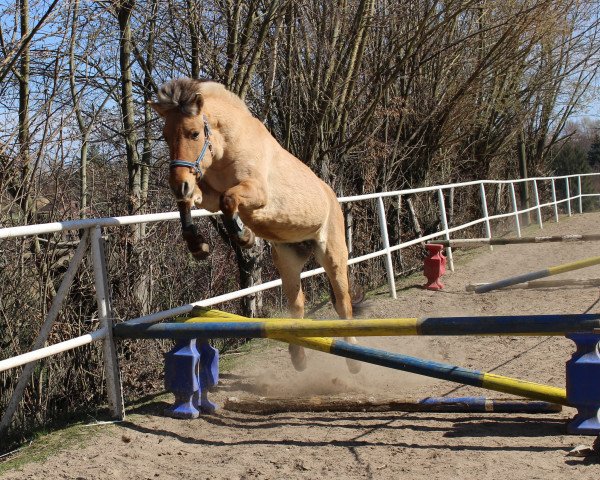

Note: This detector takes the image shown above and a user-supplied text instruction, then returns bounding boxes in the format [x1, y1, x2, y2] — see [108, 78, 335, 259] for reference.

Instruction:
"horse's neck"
[209, 107, 260, 163]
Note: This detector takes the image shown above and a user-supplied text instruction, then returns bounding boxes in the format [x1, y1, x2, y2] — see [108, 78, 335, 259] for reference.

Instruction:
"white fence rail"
[1, 172, 599, 426]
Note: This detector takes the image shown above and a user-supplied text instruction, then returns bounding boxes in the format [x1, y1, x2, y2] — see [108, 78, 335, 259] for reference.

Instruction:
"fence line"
[0, 172, 598, 424]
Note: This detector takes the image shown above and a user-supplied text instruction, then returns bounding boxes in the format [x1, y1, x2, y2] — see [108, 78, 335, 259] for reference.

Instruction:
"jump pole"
[224, 396, 562, 415]
[113, 313, 600, 339]
[466, 278, 600, 292]
[272, 334, 568, 405]
[474, 255, 600, 293]
[431, 234, 600, 247]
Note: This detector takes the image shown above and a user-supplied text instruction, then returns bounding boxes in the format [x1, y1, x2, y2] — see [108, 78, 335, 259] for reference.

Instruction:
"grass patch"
[0, 421, 116, 475]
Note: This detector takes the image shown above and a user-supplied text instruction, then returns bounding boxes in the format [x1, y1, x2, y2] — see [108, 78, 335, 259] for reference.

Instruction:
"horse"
[150, 78, 360, 373]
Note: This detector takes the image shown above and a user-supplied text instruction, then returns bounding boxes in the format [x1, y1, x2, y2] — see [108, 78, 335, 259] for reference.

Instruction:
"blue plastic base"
[568, 410, 600, 435]
[164, 392, 200, 419]
[566, 333, 600, 435]
[163, 339, 220, 418]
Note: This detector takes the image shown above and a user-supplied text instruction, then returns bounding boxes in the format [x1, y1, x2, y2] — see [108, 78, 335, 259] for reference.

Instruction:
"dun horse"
[150, 78, 360, 373]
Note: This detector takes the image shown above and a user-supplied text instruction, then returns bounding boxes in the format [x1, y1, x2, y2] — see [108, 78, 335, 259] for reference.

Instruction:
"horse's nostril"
[180, 180, 192, 198]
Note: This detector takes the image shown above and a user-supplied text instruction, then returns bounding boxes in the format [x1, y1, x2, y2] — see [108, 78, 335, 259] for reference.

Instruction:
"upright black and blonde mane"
[155, 78, 250, 116]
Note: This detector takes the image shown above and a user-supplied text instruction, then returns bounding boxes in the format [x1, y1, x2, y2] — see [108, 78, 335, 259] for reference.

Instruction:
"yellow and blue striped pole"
[113, 313, 600, 339]
[475, 255, 600, 293]
[274, 335, 568, 405]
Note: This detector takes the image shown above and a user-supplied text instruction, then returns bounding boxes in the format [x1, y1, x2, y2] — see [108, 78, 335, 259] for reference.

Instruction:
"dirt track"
[3, 213, 600, 479]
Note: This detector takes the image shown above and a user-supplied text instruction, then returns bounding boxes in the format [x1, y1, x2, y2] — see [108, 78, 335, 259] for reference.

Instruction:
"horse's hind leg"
[271, 242, 312, 371]
[314, 232, 361, 374]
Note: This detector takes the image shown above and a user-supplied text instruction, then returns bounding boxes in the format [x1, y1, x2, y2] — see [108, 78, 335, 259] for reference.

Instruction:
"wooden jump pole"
[430, 234, 600, 247]
[112, 313, 600, 339]
[474, 255, 600, 293]
[224, 396, 562, 414]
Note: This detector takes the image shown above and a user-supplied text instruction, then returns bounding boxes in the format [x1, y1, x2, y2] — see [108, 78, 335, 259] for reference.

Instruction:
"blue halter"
[169, 115, 212, 178]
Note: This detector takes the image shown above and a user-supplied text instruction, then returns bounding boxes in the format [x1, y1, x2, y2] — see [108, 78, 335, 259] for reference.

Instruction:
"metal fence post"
[578, 175, 583, 214]
[344, 203, 353, 257]
[533, 179, 543, 229]
[91, 226, 125, 419]
[437, 188, 455, 271]
[479, 183, 493, 251]
[551, 179, 559, 223]
[376, 197, 397, 299]
[509, 182, 521, 237]
[565, 177, 572, 216]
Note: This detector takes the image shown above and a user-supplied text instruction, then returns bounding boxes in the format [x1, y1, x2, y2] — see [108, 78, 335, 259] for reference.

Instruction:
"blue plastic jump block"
[566, 333, 600, 435]
[164, 339, 201, 419]
[195, 341, 219, 413]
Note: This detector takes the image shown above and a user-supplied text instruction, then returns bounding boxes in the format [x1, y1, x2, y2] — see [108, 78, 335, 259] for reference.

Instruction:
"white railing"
[1, 172, 598, 427]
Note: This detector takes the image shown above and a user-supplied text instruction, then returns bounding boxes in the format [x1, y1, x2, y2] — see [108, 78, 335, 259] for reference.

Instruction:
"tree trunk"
[118, 0, 148, 312]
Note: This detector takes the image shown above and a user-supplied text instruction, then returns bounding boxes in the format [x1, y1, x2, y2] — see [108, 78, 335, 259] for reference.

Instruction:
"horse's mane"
[156, 78, 250, 116]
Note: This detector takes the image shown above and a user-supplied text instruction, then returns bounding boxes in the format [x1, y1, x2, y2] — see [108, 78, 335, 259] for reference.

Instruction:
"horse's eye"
[191, 132, 200, 140]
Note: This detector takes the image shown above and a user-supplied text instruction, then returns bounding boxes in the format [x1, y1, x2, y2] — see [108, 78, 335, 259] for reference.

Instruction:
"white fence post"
[533, 179, 543, 229]
[578, 175, 583, 214]
[344, 203, 353, 257]
[437, 188, 455, 271]
[376, 197, 397, 299]
[509, 182, 521, 237]
[565, 177, 572, 216]
[551, 179, 559, 223]
[91, 226, 125, 419]
[479, 183, 493, 251]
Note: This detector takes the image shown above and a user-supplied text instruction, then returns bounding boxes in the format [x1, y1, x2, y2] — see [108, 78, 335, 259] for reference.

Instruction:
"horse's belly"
[242, 208, 323, 242]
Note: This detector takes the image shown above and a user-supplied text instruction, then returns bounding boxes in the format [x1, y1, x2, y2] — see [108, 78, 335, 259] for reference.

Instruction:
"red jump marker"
[423, 243, 446, 290]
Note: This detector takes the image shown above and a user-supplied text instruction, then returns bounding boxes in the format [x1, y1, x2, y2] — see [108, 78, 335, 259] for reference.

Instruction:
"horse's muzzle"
[173, 179, 195, 200]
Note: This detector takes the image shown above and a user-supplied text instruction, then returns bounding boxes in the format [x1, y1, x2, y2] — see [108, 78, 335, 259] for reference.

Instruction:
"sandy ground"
[3, 213, 600, 479]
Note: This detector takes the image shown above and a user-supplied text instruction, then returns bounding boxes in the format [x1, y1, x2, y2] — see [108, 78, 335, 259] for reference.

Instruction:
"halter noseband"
[169, 115, 212, 178]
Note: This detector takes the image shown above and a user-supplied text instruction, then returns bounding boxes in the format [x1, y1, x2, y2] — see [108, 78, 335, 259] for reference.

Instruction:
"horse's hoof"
[237, 228, 255, 249]
[346, 358, 362, 374]
[191, 243, 210, 260]
[289, 345, 307, 371]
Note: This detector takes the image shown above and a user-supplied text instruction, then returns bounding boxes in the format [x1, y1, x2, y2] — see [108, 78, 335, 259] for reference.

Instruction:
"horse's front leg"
[219, 179, 267, 248]
[177, 200, 210, 261]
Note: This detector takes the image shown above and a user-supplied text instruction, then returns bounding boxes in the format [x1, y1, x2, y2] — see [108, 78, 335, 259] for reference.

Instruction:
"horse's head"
[150, 78, 212, 260]
[149, 78, 212, 206]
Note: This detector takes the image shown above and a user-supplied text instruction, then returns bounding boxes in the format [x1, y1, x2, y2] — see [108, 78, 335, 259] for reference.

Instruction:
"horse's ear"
[194, 93, 204, 115]
[148, 101, 169, 118]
